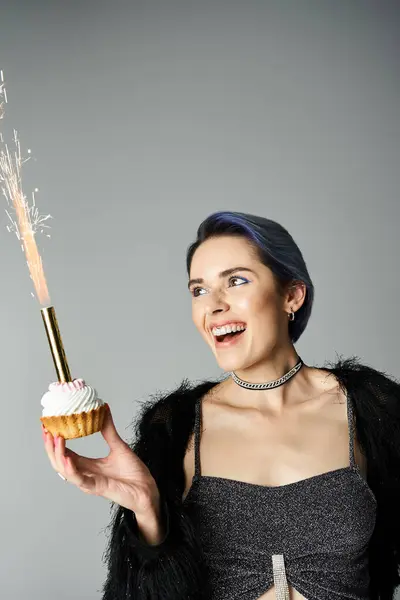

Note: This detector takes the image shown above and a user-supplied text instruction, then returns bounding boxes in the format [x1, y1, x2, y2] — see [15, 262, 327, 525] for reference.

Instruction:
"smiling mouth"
[213, 329, 246, 346]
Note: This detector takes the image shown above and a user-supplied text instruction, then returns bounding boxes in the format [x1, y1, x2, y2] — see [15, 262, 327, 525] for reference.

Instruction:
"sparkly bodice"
[183, 394, 377, 600]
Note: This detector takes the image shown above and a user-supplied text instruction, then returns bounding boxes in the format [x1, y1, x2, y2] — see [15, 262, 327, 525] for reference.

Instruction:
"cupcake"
[40, 378, 107, 439]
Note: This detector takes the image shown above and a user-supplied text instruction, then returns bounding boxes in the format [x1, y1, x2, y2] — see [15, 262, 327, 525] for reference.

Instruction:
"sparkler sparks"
[1, 71, 72, 384]
[0, 71, 52, 306]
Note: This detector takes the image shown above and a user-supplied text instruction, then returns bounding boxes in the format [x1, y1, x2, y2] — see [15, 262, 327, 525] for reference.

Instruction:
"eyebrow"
[187, 266, 255, 289]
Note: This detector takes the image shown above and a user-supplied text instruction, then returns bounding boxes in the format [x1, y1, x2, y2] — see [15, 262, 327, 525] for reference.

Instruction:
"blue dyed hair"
[186, 211, 314, 343]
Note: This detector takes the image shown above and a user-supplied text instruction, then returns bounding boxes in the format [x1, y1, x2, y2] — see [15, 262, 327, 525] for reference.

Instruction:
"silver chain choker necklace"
[231, 358, 304, 390]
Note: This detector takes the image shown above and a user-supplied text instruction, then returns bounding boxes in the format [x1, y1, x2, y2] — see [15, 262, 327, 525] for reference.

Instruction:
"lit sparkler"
[0, 129, 51, 304]
[0, 71, 71, 382]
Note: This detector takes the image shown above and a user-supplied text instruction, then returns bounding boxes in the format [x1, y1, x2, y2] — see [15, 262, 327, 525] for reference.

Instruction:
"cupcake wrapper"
[40, 404, 108, 439]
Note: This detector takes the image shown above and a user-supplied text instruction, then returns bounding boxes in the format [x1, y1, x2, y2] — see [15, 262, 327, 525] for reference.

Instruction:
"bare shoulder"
[202, 377, 232, 405]
[308, 366, 370, 474]
[307, 366, 346, 403]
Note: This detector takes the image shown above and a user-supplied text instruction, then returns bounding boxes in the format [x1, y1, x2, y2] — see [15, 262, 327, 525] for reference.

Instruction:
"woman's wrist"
[134, 503, 166, 545]
[133, 483, 167, 545]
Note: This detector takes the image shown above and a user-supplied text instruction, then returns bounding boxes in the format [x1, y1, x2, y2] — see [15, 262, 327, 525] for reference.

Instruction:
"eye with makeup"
[190, 275, 250, 298]
[229, 275, 250, 287]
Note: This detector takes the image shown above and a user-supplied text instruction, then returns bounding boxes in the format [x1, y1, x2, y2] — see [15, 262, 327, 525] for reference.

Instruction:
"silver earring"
[288, 309, 295, 321]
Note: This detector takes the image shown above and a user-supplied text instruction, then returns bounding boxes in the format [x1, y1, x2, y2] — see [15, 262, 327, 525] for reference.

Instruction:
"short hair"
[186, 211, 314, 343]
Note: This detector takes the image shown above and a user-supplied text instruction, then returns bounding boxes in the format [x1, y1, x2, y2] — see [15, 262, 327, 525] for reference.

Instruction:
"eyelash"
[191, 275, 250, 298]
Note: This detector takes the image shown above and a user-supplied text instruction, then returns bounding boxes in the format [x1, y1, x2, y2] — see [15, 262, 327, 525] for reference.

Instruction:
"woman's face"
[188, 235, 300, 373]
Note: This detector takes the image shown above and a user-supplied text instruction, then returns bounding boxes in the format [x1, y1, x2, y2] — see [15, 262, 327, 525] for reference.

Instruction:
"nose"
[205, 290, 230, 315]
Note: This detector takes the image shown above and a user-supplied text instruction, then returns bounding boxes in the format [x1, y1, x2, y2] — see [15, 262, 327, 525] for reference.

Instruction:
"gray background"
[1, 1, 399, 598]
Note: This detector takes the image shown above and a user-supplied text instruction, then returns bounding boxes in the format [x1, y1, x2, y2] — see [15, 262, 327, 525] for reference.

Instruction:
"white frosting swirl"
[41, 378, 104, 417]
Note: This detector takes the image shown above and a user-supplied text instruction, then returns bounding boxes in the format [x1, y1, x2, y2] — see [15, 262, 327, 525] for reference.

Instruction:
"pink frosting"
[49, 378, 86, 393]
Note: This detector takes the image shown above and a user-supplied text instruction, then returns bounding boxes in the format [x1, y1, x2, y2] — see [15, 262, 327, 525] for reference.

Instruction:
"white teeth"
[211, 324, 246, 336]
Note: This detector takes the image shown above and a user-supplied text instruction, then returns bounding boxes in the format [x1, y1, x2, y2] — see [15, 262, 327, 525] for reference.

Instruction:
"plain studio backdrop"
[0, 1, 399, 598]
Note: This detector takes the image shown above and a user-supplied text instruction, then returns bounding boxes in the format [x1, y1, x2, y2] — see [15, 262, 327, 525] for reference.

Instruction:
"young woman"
[43, 212, 400, 600]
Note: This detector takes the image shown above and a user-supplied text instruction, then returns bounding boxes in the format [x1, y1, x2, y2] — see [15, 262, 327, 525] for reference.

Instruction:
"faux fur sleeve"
[330, 357, 400, 600]
[360, 366, 400, 599]
[101, 383, 208, 600]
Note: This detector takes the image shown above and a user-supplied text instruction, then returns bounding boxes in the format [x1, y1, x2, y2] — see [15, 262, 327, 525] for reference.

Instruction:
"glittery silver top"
[183, 393, 377, 600]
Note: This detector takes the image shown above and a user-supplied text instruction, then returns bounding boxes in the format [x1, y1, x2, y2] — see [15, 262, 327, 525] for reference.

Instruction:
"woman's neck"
[228, 347, 315, 411]
[233, 344, 300, 385]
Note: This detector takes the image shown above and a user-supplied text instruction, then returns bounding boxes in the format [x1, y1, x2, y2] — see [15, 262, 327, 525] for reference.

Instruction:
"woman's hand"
[42, 406, 161, 525]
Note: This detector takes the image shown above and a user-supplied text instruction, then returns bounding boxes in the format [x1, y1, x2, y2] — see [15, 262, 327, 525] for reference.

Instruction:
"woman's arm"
[101, 385, 207, 600]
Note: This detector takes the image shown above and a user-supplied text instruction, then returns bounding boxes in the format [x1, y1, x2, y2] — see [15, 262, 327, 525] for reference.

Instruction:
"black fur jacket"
[102, 358, 400, 600]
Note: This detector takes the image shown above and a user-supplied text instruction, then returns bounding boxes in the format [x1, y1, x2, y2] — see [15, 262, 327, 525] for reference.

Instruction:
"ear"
[284, 281, 307, 314]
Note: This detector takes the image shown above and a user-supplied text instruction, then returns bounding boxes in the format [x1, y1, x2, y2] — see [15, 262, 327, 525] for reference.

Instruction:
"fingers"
[42, 425, 58, 472]
[60, 453, 97, 494]
[64, 448, 105, 476]
[42, 428, 72, 482]
[52, 434, 97, 493]
[53, 434, 68, 477]
[101, 406, 124, 450]
[41, 425, 98, 493]
[48, 432, 70, 482]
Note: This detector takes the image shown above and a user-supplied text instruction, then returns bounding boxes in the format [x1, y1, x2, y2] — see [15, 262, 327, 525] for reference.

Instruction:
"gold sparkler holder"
[41, 306, 72, 383]
[40, 306, 108, 439]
